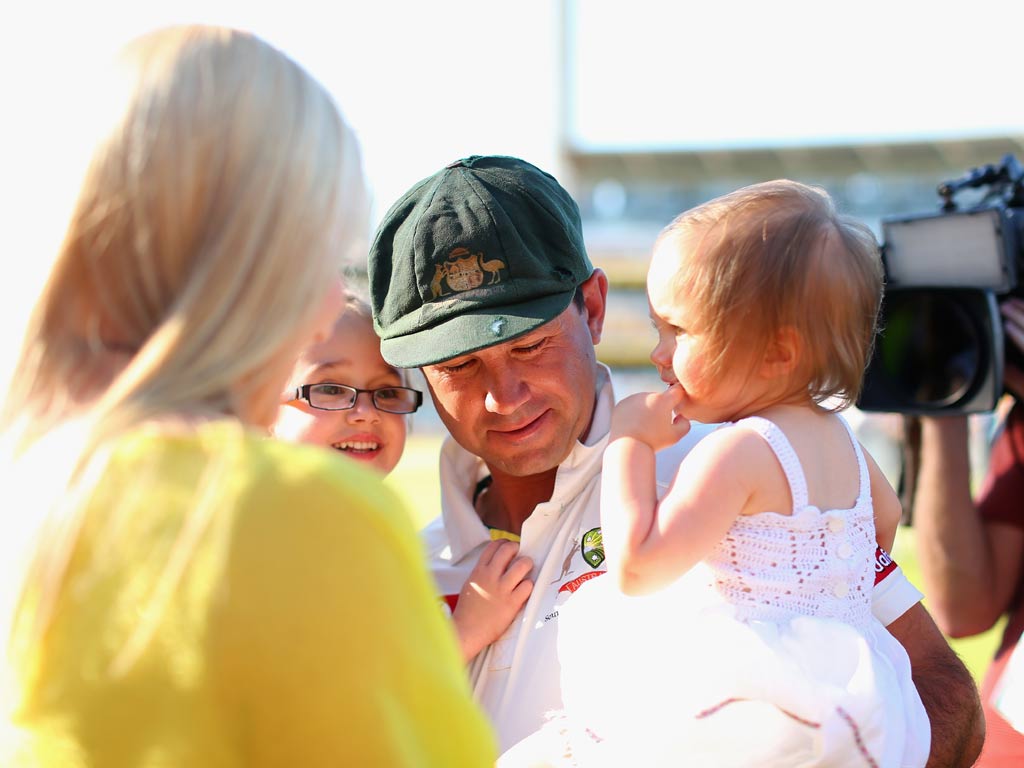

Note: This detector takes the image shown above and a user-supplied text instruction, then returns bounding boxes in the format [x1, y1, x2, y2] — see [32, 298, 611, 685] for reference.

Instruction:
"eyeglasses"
[292, 383, 423, 414]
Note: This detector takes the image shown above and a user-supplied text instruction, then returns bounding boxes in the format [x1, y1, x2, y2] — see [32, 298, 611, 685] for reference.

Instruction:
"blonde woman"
[0, 26, 495, 766]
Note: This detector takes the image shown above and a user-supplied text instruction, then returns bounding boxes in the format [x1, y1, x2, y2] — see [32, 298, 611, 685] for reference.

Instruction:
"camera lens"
[874, 292, 984, 407]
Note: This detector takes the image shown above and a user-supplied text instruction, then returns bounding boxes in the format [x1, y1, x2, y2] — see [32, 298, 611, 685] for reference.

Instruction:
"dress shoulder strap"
[732, 416, 808, 514]
[836, 413, 871, 505]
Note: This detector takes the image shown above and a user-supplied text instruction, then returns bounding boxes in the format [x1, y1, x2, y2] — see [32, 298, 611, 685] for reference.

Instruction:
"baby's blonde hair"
[658, 180, 882, 409]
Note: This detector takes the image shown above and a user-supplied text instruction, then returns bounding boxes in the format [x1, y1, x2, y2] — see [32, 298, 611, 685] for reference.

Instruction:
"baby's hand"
[452, 540, 534, 662]
[609, 385, 690, 450]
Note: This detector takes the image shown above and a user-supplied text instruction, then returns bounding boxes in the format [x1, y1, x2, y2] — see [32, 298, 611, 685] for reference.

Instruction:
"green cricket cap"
[368, 155, 593, 367]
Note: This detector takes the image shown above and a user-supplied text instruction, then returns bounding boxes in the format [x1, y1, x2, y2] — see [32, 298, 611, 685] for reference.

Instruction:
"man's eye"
[515, 340, 544, 354]
[441, 360, 473, 373]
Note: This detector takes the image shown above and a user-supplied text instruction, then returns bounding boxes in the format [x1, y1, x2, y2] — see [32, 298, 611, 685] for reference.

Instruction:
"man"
[913, 297, 1024, 767]
[368, 154, 984, 764]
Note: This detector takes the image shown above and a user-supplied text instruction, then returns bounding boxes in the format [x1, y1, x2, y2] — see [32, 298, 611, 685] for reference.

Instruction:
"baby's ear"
[760, 326, 801, 378]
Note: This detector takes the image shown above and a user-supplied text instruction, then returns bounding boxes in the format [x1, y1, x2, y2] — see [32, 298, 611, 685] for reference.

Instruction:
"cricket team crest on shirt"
[553, 528, 608, 599]
[581, 527, 605, 569]
[430, 247, 507, 298]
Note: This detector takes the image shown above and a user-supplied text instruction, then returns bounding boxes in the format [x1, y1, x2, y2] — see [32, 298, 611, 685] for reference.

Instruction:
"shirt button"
[833, 581, 849, 598]
[828, 516, 845, 533]
[837, 542, 853, 559]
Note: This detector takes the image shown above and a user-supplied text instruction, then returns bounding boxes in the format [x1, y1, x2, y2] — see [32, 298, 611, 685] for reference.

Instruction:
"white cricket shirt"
[423, 364, 923, 753]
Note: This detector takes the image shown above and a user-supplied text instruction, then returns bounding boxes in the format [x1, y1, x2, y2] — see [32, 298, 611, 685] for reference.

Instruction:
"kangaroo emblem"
[430, 263, 449, 298]
[551, 540, 579, 584]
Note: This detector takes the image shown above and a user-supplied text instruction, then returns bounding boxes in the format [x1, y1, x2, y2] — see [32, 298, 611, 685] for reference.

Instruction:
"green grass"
[384, 433, 446, 529]
[389, 433, 1002, 684]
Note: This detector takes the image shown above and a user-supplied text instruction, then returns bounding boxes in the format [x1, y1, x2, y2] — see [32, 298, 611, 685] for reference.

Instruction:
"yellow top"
[6, 421, 495, 767]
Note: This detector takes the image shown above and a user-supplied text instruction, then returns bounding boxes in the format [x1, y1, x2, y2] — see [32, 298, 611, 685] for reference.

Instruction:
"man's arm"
[887, 603, 985, 767]
[914, 416, 1024, 636]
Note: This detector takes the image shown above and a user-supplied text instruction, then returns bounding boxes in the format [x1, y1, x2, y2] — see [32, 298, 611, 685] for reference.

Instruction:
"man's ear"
[760, 325, 801, 378]
[579, 269, 609, 345]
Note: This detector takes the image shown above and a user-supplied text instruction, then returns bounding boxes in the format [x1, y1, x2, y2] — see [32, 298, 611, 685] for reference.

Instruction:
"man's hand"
[1001, 298, 1024, 398]
[609, 386, 690, 450]
[452, 540, 534, 662]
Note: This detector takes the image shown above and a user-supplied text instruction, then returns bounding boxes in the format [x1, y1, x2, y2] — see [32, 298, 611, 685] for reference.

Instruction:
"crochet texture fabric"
[549, 414, 931, 768]
[705, 416, 876, 629]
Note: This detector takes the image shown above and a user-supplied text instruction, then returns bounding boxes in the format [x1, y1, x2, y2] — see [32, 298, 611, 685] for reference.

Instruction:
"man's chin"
[482, 444, 571, 479]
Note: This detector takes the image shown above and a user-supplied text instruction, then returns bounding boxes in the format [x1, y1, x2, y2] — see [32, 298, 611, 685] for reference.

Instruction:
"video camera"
[859, 154, 1024, 415]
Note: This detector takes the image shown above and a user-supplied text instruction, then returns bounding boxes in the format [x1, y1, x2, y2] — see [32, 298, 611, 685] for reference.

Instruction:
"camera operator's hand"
[1001, 298, 1024, 399]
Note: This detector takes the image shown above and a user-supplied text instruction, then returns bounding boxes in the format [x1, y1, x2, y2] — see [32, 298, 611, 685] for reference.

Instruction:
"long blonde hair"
[4, 26, 367, 444]
[1, 26, 367, 692]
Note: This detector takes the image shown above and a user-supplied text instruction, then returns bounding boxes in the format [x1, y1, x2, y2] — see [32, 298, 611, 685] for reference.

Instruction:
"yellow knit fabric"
[6, 421, 495, 767]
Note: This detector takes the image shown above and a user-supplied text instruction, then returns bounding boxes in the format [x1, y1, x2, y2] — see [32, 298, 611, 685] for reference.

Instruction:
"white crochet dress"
[552, 416, 931, 768]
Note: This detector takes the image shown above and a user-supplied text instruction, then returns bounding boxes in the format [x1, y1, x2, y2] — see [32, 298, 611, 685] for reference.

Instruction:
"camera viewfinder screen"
[883, 209, 1009, 292]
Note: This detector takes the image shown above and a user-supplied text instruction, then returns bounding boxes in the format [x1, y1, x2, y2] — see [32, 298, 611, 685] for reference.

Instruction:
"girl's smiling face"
[647, 235, 767, 424]
[274, 309, 411, 475]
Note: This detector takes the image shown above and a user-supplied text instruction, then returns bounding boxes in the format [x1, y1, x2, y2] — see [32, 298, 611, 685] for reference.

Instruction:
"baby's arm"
[602, 388, 756, 595]
[864, 443, 902, 553]
[600, 388, 689, 580]
[451, 540, 533, 662]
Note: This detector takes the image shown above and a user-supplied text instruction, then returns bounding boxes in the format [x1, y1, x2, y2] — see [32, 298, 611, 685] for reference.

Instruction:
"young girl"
[556, 180, 931, 767]
[274, 293, 535, 663]
[274, 292, 421, 476]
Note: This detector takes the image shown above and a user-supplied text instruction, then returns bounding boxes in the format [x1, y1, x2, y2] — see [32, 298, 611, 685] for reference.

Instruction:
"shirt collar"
[439, 363, 616, 562]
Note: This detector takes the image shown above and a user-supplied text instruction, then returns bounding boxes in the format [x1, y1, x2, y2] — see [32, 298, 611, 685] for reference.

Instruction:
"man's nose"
[483, 372, 529, 415]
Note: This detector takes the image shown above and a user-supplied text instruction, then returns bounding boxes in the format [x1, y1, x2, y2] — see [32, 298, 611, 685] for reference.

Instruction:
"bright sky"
[568, 1, 1024, 150]
[1, 0, 1022, 392]
[0, 1, 561, 392]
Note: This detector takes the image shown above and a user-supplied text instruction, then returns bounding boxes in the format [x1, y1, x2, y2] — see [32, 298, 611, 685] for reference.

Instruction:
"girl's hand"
[609, 385, 690, 450]
[452, 540, 534, 662]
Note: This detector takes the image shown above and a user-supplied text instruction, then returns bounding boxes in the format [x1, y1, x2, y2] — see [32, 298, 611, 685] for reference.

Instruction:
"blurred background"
[2, 0, 1022, 677]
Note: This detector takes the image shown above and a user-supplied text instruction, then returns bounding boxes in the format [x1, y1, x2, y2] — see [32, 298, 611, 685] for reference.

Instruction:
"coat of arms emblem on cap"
[430, 247, 507, 299]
